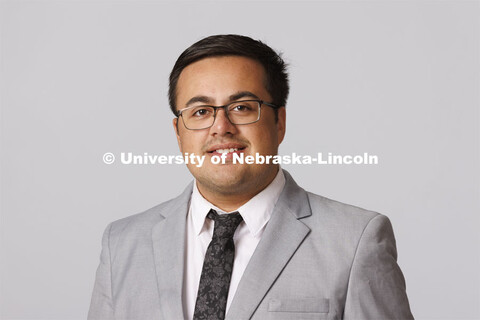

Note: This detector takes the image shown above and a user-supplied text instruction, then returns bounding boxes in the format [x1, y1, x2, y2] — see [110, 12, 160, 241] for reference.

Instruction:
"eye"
[191, 107, 213, 117]
[233, 105, 247, 111]
[231, 103, 253, 112]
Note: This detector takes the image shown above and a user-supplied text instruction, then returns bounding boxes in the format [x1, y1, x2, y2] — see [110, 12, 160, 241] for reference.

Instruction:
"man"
[89, 34, 414, 319]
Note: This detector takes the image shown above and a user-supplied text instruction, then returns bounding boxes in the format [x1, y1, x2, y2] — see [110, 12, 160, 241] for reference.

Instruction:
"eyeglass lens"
[182, 100, 260, 130]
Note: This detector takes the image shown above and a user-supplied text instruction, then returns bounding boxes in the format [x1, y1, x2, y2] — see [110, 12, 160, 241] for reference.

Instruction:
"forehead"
[176, 56, 269, 106]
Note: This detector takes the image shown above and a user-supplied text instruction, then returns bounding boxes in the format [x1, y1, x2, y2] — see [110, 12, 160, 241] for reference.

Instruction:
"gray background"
[1, 0, 479, 319]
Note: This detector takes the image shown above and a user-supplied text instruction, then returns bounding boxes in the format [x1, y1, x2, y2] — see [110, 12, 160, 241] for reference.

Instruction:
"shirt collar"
[190, 168, 286, 238]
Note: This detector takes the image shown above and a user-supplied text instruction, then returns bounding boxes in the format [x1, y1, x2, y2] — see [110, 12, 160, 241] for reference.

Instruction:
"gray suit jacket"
[89, 170, 413, 320]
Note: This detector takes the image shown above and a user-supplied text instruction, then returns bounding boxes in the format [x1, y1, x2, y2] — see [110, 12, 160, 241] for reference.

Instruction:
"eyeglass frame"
[175, 99, 281, 130]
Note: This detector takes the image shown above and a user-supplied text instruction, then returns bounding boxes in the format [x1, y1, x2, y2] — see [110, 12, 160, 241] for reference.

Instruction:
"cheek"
[178, 132, 206, 153]
[248, 127, 279, 152]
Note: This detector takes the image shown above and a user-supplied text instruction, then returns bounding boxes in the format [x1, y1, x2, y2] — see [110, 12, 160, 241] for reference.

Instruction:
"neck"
[196, 167, 279, 212]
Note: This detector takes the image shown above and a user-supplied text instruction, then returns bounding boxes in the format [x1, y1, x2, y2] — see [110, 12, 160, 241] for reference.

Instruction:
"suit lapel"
[151, 182, 193, 320]
[226, 170, 312, 320]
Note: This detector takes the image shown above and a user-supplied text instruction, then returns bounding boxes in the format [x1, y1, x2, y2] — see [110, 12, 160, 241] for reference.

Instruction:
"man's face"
[173, 55, 286, 199]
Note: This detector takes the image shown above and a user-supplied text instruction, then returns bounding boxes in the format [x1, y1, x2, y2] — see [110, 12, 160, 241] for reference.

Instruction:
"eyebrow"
[229, 91, 260, 101]
[185, 91, 261, 107]
[185, 95, 213, 106]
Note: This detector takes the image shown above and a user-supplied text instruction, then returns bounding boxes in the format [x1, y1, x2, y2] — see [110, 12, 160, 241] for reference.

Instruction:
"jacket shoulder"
[109, 200, 170, 230]
[305, 191, 383, 229]
[106, 181, 193, 235]
[302, 192, 395, 268]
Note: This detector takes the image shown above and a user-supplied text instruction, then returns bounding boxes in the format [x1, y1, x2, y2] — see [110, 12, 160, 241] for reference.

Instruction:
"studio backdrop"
[1, 1, 479, 319]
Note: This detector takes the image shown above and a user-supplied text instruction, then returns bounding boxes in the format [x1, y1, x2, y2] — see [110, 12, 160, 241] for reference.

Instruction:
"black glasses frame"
[176, 99, 280, 130]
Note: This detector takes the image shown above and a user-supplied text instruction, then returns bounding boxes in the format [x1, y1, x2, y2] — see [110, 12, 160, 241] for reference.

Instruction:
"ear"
[172, 118, 182, 150]
[276, 107, 286, 145]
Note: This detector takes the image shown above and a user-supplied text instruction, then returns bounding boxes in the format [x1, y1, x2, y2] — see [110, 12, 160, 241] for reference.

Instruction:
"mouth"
[207, 144, 247, 159]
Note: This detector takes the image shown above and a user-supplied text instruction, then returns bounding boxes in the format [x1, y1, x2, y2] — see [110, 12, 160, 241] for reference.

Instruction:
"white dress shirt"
[183, 169, 286, 320]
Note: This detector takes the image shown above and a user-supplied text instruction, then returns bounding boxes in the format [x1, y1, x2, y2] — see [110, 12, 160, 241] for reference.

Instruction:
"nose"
[210, 107, 237, 136]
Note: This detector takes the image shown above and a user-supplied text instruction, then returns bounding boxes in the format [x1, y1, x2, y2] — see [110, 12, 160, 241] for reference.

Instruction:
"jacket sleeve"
[88, 223, 115, 320]
[344, 214, 414, 319]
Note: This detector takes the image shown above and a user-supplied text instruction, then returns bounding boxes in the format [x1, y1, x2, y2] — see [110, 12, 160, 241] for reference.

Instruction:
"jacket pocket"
[268, 297, 329, 313]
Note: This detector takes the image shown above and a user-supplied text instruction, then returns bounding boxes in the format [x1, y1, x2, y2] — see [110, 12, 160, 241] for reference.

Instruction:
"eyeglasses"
[176, 99, 280, 130]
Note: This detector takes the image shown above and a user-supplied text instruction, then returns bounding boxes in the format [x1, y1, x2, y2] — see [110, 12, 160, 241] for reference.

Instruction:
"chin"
[212, 170, 248, 186]
[199, 167, 251, 193]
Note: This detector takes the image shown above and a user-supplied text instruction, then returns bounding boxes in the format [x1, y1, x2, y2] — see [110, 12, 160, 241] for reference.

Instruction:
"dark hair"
[168, 34, 289, 116]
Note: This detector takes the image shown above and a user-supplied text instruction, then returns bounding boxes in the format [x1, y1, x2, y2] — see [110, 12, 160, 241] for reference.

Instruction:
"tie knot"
[207, 209, 243, 240]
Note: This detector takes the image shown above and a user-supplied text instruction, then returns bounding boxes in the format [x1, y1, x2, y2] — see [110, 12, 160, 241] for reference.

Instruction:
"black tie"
[193, 209, 244, 320]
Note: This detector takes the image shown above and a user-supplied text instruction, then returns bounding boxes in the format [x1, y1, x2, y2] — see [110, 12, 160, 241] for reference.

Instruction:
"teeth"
[215, 148, 239, 154]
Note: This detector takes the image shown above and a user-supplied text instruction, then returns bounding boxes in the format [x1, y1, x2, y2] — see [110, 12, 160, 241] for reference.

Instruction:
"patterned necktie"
[193, 209, 244, 320]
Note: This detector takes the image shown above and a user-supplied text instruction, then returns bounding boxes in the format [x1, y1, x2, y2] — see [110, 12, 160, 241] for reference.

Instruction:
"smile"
[207, 143, 247, 155]
[207, 145, 247, 160]
[215, 148, 240, 154]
